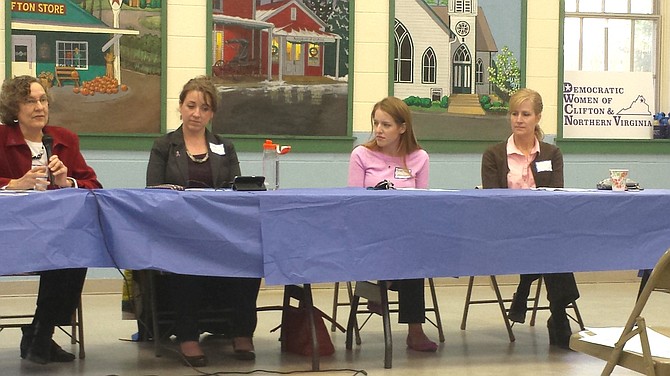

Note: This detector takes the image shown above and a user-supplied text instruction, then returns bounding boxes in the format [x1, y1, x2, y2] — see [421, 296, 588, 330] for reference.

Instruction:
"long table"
[93, 189, 263, 278]
[3, 187, 669, 370]
[2, 187, 669, 281]
[260, 188, 670, 285]
[0, 189, 111, 275]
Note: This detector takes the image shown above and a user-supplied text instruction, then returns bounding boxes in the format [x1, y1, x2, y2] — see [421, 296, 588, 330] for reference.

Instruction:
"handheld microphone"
[42, 134, 54, 184]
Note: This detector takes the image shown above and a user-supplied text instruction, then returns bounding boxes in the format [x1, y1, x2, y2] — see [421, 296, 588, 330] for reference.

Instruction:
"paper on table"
[0, 190, 30, 196]
[533, 187, 599, 192]
[578, 327, 670, 359]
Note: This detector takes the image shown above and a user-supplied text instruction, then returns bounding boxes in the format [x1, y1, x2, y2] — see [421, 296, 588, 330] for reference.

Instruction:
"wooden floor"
[0, 278, 660, 375]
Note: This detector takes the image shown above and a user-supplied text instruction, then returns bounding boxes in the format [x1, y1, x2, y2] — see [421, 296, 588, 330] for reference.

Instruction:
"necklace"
[29, 144, 45, 160]
[186, 149, 209, 163]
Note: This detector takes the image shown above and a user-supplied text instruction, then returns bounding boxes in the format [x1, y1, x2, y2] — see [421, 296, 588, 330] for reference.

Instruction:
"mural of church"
[394, 0, 499, 111]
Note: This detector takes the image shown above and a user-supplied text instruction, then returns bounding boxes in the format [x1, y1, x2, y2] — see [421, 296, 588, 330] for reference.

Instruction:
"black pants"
[392, 278, 425, 324]
[515, 273, 580, 313]
[33, 268, 87, 327]
[168, 274, 261, 342]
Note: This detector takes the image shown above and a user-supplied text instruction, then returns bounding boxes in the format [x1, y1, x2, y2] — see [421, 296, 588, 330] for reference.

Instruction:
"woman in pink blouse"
[347, 96, 436, 352]
[481, 88, 579, 349]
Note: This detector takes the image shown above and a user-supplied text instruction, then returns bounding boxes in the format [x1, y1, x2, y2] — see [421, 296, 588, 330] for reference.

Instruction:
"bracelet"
[59, 177, 75, 188]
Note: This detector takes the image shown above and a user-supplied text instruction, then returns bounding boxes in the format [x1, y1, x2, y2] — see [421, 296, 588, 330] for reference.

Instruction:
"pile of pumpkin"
[72, 76, 128, 96]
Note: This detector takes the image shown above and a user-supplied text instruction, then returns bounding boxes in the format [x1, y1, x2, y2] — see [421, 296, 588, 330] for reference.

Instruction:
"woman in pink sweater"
[347, 96, 435, 352]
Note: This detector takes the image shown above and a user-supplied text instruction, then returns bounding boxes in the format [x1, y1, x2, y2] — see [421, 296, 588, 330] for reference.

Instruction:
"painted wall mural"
[394, 0, 523, 141]
[211, 0, 350, 137]
[9, 0, 162, 134]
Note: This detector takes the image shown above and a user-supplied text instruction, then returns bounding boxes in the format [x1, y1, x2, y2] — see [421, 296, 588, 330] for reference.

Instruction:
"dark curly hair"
[0, 75, 48, 125]
[179, 75, 218, 113]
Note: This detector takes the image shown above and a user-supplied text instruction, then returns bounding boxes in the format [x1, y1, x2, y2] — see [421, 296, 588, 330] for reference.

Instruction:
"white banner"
[563, 71, 653, 139]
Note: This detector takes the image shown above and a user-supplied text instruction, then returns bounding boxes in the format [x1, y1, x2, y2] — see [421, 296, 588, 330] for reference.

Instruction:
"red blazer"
[0, 124, 102, 189]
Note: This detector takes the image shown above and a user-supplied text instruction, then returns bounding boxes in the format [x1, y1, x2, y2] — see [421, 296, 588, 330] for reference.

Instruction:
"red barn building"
[212, 0, 341, 80]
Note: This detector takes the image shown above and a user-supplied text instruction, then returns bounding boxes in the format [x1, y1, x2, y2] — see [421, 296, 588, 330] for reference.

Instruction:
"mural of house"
[211, 0, 341, 81]
[394, 0, 498, 102]
[9, 0, 139, 84]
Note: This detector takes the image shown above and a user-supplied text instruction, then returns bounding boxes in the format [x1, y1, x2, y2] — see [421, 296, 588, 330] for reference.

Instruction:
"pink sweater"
[347, 146, 429, 189]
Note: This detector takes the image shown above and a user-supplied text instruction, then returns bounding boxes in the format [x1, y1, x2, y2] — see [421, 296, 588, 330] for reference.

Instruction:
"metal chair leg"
[460, 276, 476, 330]
[428, 278, 445, 343]
[490, 276, 516, 342]
[330, 282, 340, 332]
[378, 281, 392, 369]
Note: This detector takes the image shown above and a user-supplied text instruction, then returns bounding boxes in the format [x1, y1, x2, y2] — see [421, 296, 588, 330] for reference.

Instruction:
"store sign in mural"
[563, 71, 653, 139]
[11, 1, 67, 15]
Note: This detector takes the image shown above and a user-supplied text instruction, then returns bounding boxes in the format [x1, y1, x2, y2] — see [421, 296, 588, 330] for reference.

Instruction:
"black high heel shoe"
[547, 316, 572, 349]
[508, 293, 528, 324]
[20, 326, 34, 359]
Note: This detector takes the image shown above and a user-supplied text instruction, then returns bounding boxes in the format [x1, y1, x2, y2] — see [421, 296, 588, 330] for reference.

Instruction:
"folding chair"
[330, 281, 355, 332]
[460, 275, 585, 342]
[134, 270, 235, 357]
[570, 248, 670, 376]
[0, 276, 85, 359]
[344, 278, 445, 369]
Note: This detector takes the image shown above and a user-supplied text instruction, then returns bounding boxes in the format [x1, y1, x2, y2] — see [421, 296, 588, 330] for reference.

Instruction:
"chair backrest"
[624, 249, 670, 332]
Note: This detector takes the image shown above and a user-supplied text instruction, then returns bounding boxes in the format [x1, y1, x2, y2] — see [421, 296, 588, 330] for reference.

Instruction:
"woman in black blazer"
[146, 76, 260, 366]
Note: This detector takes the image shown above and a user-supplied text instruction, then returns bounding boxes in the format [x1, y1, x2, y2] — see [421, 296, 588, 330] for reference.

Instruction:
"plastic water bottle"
[262, 139, 278, 190]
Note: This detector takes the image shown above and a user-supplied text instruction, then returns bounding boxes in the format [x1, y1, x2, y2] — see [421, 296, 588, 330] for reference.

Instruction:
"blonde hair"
[508, 88, 544, 141]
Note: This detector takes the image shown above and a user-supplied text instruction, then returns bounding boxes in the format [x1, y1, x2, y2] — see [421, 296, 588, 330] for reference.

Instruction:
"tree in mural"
[303, 0, 333, 20]
[303, 0, 349, 77]
[488, 46, 521, 102]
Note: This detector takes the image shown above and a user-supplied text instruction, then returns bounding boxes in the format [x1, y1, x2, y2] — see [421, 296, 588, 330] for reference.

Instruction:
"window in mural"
[57, 41, 88, 69]
[475, 58, 484, 84]
[394, 20, 413, 83]
[393, 0, 523, 141]
[422, 48, 436, 84]
[9, 0, 163, 134]
[211, 0, 350, 137]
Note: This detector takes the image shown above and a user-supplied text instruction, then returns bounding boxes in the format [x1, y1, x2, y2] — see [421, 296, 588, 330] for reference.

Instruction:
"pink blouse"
[347, 146, 429, 189]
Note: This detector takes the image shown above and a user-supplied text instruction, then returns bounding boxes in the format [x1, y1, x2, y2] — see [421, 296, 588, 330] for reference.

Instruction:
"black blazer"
[146, 126, 241, 188]
[481, 140, 564, 189]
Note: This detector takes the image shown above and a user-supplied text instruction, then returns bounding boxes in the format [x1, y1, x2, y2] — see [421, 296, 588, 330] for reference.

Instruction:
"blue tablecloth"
[92, 189, 263, 278]
[260, 188, 670, 285]
[3, 188, 670, 284]
[0, 189, 111, 275]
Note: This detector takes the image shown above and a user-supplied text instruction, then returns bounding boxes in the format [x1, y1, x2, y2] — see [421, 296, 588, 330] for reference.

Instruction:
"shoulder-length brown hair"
[363, 96, 421, 156]
[0, 75, 46, 125]
[179, 75, 218, 113]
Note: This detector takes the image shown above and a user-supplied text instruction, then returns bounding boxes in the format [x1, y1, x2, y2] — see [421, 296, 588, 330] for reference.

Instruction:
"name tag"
[210, 143, 226, 155]
[536, 160, 552, 172]
[394, 167, 412, 179]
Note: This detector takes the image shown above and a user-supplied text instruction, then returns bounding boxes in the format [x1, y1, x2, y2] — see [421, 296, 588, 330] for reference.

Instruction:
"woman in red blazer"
[0, 75, 102, 364]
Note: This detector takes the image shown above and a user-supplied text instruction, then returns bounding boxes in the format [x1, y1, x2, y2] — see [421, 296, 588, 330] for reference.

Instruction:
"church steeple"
[449, 0, 477, 15]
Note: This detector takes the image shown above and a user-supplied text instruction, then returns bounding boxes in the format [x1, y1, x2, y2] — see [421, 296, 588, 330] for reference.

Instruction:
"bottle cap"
[263, 139, 276, 150]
